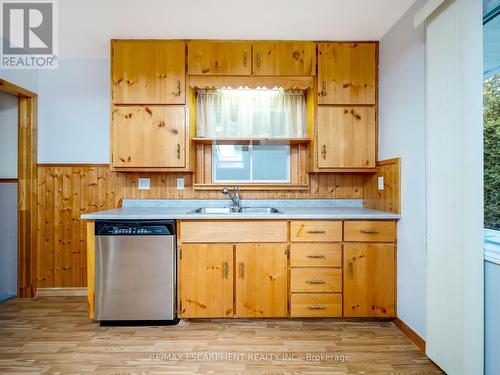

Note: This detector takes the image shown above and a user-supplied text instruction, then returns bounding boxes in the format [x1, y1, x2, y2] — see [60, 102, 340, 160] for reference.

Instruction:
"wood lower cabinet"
[252, 42, 316, 76]
[188, 41, 252, 75]
[180, 243, 233, 318]
[111, 40, 185, 105]
[235, 243, 288, 317]
[343, 243, 396, 317]
[318, 42, 376, 105]
[111, 106, 185, 168]
[317, 106, 376, 169]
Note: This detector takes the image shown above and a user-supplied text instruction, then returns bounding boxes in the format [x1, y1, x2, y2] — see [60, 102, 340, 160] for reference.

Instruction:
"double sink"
[188, 207, 283, 214]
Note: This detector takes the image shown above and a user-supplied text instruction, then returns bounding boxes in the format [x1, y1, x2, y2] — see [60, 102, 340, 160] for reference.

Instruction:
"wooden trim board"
[393, 317, 426, 352]
[36, 287, 88, 297]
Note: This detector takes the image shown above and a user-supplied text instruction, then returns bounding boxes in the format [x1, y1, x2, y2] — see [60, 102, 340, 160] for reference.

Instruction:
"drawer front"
[291, 268, 342, 293]
[344, 221, 396, 242]
[290, 293, 342, 317]
[290, 221, 342, 242]
[180, 221, 288, 243]
[290, 243, 342, 267]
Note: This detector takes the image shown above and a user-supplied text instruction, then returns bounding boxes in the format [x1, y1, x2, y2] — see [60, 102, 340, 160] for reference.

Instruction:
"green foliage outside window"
[484, 73, 500, 229]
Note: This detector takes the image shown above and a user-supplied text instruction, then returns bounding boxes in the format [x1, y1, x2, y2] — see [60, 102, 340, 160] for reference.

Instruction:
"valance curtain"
[195, 89, 307, 138]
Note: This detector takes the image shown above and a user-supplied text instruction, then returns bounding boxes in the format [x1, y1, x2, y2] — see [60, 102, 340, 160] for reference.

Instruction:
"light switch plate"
[378, 176, 384, 191]
[138, 178, 150, 190]
[176, 178, 184, 190]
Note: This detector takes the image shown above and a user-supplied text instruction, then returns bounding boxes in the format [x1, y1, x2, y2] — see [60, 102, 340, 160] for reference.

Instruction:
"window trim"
[484, 228, 500, 265]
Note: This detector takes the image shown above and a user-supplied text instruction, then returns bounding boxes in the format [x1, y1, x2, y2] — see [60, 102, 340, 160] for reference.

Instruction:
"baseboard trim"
[36, 287, 88, 297]
[393, 317, 426, 352]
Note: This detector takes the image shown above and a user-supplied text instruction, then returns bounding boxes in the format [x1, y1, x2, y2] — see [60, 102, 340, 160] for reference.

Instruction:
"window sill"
[193, 183, 309, 191]
[484, 228, 500, 266]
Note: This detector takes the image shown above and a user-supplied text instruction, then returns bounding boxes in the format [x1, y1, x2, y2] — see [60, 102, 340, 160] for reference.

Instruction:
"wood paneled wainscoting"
[36, 165, 371, 288]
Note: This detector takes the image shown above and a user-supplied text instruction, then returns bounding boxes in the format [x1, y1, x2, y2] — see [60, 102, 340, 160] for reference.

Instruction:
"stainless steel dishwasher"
[95, 220, 178, 324]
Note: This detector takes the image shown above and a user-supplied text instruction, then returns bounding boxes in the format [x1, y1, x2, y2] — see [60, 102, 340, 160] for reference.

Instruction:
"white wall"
[379, 0, 426, 338]
[0, 91, 18, 178]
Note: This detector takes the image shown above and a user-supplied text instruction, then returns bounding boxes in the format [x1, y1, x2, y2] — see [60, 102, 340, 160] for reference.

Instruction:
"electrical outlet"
[138, 178, 150, 190]
[378, 176, 384, 191]
[176, 178, 184, 190]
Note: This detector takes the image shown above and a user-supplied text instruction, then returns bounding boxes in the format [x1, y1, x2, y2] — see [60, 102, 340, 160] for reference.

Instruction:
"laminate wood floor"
[0, 297, 443, 375]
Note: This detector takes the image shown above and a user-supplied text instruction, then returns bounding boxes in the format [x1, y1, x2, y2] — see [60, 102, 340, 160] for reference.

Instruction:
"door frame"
[0, 79, 38, 298]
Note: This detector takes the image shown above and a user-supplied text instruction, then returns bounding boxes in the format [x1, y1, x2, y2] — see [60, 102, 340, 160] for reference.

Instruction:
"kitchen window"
[196, 88, 306, 184]
[212, 143, 290, 183]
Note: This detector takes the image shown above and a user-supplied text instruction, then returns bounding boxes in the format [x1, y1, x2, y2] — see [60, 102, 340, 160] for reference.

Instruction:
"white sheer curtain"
[196, 88, 307, 138]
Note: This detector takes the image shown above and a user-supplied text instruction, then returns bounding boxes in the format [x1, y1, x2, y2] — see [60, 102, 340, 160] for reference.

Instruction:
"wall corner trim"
[414, 0, 446, 27]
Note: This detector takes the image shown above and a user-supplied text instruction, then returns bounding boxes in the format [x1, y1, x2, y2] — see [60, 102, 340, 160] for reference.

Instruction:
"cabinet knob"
[223, 261, 229, 279]
[321, 145, 327, 160]
[308, 305, 327, 310]
[321, 80, 327, 96]
[239, 262, 245, 279]
[360, 228, 379, 234]
[243, 51, 248, 67]
[176, 144, 181, 159]
[176, 80, 181, 96]
[256, 51, 261, 68]
[348, 261, 354, 279]
[305, 279, 325, 285]
[306, 229, 326, 234]
[306, 255, 326, 259]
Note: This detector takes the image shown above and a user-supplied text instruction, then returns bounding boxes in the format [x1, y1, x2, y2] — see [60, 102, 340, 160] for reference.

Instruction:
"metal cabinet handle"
[223, 261, 228, 279]
[321, 145, 327, 160]
[239, 262, 245, 279]
[306, 255, 326, 259]
[256, 51, 261, 67]
[306, 229, 326, 234]
[360, 228, 379, 234]
[176, 80, 181, 96]
[176, 144, 181, 159]
[243, 51, 248, 67]
[306, 280, 325, 284]
[321, 80, 327, 96]
[308, 305, 326, 310]
[348, 261, 353, 280]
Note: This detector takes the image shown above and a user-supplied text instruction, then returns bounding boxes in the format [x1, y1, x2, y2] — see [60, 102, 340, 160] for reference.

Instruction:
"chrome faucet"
[222, 186, 241, 208]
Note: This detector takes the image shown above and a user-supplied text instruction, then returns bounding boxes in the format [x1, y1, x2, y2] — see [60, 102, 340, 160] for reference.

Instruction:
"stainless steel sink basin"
[188, 207, 282, 214]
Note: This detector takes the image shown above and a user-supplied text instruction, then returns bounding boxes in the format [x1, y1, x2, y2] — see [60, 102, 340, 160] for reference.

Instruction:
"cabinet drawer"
[180, 221, 288, 243]
[290, 221, 342, 242]
[344, 221, 396, 242]
[290, 243, 342, 267]
[291, 268, 342, 293]
[290, 293, 342, 317]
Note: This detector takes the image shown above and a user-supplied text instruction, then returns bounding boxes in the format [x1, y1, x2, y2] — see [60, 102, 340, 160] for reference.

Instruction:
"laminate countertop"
[80, 199, 400, 220]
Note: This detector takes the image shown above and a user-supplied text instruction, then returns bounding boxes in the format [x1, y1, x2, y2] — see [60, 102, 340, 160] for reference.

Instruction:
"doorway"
[0, 79, 38, 298]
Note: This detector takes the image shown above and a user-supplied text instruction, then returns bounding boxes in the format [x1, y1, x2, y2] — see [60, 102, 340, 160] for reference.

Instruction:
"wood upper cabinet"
[343, 243, 396, 317]
[111, 106, 185, 168]
[188, 41, 252, 75]
[111, 40, 185, 104]
[317, 106, 376, 168]
[318, 42, 376, 105]
[252, 42, 316, 76]
[180, 244, 234, 318]
[235, 243, 288, 317]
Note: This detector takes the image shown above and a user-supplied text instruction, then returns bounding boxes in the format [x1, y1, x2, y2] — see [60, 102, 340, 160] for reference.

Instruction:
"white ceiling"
[59, 0, 417, 58]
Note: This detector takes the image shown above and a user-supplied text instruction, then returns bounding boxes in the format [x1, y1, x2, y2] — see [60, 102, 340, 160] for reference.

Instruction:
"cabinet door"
[112, 106, 185, 168]
[188, 41, 252, 75]
[235, 243, 288, 317]
[112, 40, 185, 104]
[318, 42, 376, 105]
[252, 42, 316, 76]
[317, 106, 375, 168]
[180, 244, 234, 318]
[343, 244, 396, 317]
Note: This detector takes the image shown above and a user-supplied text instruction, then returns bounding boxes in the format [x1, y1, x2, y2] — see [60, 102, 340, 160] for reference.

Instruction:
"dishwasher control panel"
[95, 220, 175, 236]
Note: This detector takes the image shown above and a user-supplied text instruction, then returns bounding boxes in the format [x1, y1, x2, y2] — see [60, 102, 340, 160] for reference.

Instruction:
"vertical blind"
[195, 88, 307, 138]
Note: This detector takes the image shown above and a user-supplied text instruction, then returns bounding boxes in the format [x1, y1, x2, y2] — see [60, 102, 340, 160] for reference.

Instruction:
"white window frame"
[212, 143, 291, 184]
